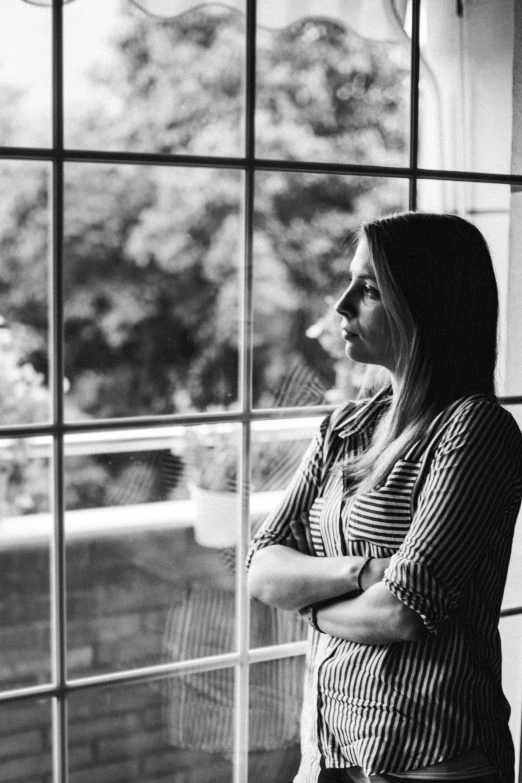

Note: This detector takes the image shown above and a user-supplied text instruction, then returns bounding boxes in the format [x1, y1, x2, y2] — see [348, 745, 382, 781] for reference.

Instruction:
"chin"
[345, 345, 370, 364]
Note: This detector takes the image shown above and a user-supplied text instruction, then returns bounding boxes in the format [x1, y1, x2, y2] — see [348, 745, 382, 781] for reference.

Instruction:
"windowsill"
[0, 490, 284, 550]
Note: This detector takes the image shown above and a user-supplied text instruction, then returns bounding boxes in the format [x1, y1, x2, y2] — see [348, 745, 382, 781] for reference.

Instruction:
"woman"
[247, 212, 522, 783]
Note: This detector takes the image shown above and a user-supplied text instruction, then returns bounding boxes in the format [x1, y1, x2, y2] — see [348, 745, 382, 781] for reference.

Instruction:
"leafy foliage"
[0, 9, 408, 419]
[0, 7, 408, 509]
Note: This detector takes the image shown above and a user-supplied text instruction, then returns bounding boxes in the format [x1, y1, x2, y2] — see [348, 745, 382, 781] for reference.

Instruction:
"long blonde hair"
[345, 211, 498, 494]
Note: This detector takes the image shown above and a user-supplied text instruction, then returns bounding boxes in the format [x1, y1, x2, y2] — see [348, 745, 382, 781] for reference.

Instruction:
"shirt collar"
[334, 386, 392, 439]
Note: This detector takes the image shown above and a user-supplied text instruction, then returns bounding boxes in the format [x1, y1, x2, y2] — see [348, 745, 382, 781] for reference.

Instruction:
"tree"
[0, 7, 409, 419]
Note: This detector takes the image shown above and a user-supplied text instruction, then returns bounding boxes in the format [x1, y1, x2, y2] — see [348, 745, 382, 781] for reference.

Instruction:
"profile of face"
[335, 237, 396, 373]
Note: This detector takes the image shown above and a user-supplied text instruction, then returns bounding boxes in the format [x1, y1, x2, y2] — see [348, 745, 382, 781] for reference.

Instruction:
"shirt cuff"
[383, 554, 456, 634]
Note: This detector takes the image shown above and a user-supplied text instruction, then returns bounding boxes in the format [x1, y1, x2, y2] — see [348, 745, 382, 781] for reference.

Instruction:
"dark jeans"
[318, 760, 501, 783]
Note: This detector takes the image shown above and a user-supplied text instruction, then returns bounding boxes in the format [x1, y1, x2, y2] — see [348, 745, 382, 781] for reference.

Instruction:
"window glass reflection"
[0, 699, 52, 782]
[0, 3, 51, 148]
[64, 163, 241, 420]
[0, 162, 51, 426]
[248, 659, 304, 783]
[64, 0, 245, 156]
[65, 424, 239, 678]
[0, 437, 52, 691]
[68, 676, 233, 782]
[256, 0, 410, 166]
[256, 2, 411, 166]
[249, 418, 314, 648]
[253, 173, 408, 408]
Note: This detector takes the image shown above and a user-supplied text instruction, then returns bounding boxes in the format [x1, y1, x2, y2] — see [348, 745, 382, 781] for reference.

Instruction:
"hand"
[299, 557, 392, 619]
[359, 557, 391, 591]
[248, 547, 387, 611]
[284, 512, 316, 556]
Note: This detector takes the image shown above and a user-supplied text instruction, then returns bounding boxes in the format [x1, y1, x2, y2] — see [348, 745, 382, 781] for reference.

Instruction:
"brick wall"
[0, 526, 304, 783]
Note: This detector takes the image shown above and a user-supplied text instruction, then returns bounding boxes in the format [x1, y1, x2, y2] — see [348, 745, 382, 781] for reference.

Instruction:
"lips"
[342, 328, 359, 340]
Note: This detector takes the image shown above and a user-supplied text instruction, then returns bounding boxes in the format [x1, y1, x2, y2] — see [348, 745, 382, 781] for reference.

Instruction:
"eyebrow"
[348, 272, 378, 282]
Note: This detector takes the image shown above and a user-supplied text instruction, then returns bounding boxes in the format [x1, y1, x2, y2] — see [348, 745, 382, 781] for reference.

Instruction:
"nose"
[335, 286, 356, 318]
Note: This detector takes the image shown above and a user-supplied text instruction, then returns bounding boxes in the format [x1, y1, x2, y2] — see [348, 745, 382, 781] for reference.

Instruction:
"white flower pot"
[189, 483, 239, 548]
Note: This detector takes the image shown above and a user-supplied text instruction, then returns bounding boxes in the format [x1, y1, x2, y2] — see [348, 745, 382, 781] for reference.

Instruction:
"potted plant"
[184, 427, 241, 548]
[183, 427, 306, 548]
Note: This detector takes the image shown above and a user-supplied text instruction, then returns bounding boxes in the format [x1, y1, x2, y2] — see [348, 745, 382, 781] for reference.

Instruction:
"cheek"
[379, 317, 396, 362]
[379, 312, 393, 340]
[369, 307, 391, 341]
[371, 313, 395, 360]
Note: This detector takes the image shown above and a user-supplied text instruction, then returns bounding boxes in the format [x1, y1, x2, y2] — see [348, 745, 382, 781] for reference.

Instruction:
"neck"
[388, 369, 403, 397]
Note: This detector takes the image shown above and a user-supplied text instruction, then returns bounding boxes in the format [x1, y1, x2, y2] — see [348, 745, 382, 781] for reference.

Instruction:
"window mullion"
[50, 1, 67, 782]
[409, 0, 421, 210]
[234, 1, 258, 781]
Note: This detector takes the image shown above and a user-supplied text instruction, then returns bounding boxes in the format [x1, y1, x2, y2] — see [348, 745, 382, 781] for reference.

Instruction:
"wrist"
[302, 603, 324, 633]
[346, 556, 378, 591]
[345, 556, 367, 591]
[311, 556, 366, 596]
[359, 556, 389, 591]
[357, 557, 374, 591]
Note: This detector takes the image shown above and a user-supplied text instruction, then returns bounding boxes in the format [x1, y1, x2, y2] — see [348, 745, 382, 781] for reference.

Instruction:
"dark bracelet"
[300, 590, 357, 632]
[304, 604, 323, 633]
[357, 556, 374, 592]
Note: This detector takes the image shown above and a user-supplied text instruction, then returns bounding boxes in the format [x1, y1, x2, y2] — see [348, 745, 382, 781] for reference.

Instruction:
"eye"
[363, 283, 381, 299]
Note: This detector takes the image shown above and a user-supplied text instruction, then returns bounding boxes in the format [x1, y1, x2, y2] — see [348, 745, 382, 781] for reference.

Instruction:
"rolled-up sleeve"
[383, 400, 522, 634]
[246, 412, 332, 570]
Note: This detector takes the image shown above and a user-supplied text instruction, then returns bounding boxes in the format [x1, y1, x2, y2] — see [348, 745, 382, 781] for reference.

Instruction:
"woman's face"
[335, 237, 396, 372]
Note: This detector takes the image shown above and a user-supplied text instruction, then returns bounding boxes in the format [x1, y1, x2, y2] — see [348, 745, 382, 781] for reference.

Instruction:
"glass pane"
[64, 0, 245, 156]
[0, 436, 52, 691]
[417, 180, 513, 394]
[419, 1, 514, 174]
[256, 1, 410, 166]
[249, 417, 314, 648]
[63, 163, 241, 420]
[253, 173, 408, 408]
[0, 698, 52, 783]
[0, 162, 51, 426]
[248, 658, 303, 782]
[68, 674, 233, 782]
[0, 4, 51, 148]
[65, 424, 240, 678]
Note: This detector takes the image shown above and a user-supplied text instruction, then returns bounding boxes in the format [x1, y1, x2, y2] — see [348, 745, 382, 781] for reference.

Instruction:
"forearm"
[316, 581, 427, 644]
[247, 545, 386, 611]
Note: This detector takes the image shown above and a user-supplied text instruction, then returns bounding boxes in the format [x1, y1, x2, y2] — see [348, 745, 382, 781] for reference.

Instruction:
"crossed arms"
[247, 529, 425, 645]
[248, 400, 522, 646]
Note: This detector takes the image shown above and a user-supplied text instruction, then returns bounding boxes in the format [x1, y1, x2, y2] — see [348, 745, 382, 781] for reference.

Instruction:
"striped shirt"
[247, 389, 522, 783]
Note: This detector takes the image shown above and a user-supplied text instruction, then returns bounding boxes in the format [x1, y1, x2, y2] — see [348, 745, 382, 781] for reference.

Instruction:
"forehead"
[349, 237, 375, 277]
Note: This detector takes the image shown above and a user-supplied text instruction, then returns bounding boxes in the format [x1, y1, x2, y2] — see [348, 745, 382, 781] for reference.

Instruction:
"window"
[0, 2, 521, 782]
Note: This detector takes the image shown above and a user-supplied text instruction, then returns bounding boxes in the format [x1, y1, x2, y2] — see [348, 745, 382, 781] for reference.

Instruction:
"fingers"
[289, 518, 309, 553]
[363, 556, 392, 588]
[299, 511, 316, 556]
